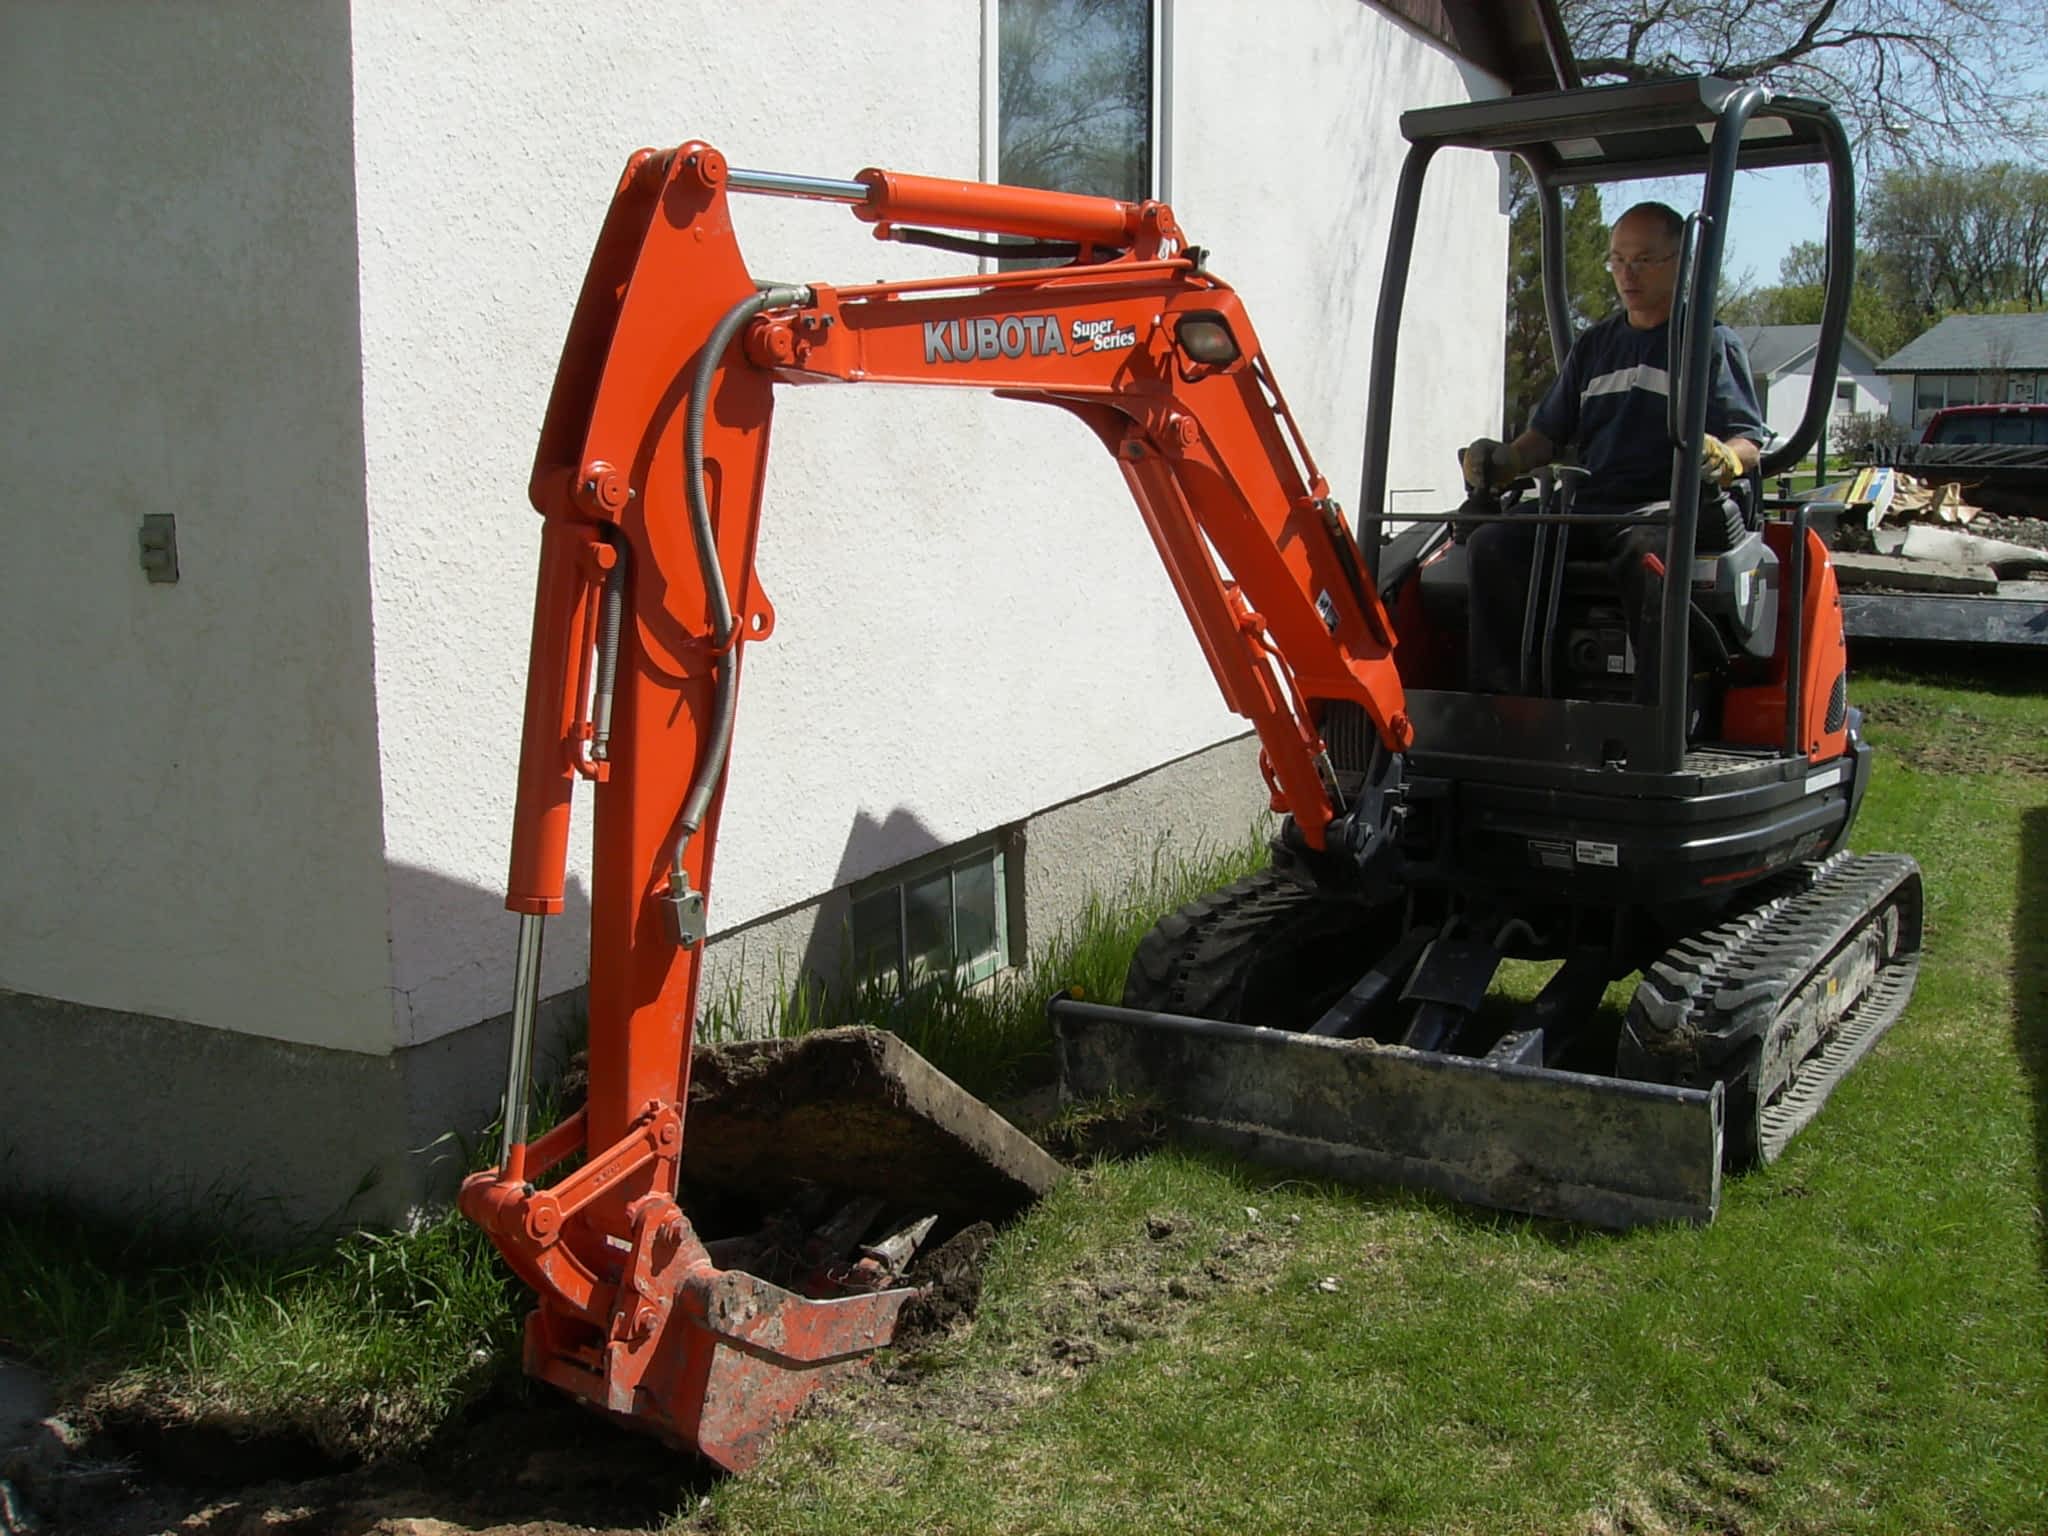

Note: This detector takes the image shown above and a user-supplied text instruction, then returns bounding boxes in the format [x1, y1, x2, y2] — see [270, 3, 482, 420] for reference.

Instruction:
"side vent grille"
[1321, 700, 1373, 775]
[1824, 671, 1848, 733]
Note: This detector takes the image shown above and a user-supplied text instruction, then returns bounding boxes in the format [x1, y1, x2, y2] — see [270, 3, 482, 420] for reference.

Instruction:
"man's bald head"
[1608, 202, 1684, 329]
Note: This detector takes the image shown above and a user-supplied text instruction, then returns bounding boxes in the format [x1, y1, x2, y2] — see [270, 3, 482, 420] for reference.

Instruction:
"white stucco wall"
[1172, 0, 1508, 518]
[350, 0, 1512, 1049]
[0, 2, 398, 1053]
[4, 1, 1514, 1060]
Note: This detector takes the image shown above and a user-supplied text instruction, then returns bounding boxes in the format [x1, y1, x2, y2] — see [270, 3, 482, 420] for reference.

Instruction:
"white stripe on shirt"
[1582, 364, 1670, 401]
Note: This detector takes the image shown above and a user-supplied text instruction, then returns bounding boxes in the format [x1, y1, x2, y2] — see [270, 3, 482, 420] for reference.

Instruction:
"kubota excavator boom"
[460, 143, 1417, 1470]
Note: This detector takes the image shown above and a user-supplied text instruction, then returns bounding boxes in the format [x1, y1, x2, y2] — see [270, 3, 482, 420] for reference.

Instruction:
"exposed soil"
[10, 1384, 715, 1536]
[4, 1041, 1122, 1536]
[1855, 693, 2048, 780]
[7, 1169, 1306, 1536]
[790, 1188, 1304, 1463]
[678, 1028, 1060, 1228]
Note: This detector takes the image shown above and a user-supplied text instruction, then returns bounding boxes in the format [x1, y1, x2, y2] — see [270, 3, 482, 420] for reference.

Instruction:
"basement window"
[850, 840, 1012, 991]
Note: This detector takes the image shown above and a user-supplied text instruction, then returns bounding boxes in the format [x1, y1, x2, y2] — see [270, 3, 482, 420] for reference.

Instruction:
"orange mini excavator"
[461, 78, 1921, 1471]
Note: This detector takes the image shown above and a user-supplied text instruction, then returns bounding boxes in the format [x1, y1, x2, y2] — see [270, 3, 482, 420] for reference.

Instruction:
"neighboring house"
[1735, 325, 1890, 448]
[1879, 312, 2048, 429]
[0, 0, 1571, 1229]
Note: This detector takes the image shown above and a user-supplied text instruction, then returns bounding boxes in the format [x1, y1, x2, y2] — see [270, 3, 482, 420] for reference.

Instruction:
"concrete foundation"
[697, 732, 1268, 1034]
[0, 735, 1266, 1236]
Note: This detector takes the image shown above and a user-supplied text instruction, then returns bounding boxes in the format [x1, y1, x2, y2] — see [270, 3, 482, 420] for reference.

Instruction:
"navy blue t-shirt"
[1529, 312, 1766, 508]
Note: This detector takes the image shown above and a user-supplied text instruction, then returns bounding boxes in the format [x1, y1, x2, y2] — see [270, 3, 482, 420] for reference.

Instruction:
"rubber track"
[1624, 851, 1923, 1166]
[1122, 869, 1360, 1023]
[1123, 870, 1301, 1016]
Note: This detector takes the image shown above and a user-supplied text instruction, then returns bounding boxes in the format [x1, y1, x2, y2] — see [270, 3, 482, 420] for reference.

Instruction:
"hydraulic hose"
[669, 283, 813, 899]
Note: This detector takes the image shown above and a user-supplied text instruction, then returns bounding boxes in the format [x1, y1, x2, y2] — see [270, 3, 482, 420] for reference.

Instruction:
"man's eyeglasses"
[1604, 252, 1678, 275]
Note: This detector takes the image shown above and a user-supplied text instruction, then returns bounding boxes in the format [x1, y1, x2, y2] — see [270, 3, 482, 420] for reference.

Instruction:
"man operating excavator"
[1460, 201, 1767, 698]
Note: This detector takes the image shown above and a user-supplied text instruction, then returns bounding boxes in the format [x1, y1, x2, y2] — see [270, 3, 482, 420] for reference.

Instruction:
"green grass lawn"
[714, 665, 2048, 1536]
[3, 664, 2041, 1534]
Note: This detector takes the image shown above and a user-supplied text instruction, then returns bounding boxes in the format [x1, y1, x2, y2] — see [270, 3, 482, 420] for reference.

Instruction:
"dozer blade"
[1052, 999, 1724, 1228]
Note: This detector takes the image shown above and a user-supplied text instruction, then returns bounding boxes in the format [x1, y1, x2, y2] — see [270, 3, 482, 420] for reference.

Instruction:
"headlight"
[1175, 311, 1241, 366]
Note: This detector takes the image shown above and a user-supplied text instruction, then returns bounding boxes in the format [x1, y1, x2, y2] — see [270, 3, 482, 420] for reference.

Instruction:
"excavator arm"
[460, 142, 1410, 1469]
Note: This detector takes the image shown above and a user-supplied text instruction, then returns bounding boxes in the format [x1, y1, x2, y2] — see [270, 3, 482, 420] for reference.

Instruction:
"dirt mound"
[11, 1384, 713, 1536]
[812, 1184, 1303, 1457]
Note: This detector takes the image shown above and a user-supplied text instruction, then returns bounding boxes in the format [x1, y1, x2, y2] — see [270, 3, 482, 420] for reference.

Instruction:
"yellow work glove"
[1700, 434, 1744, 487]
[1461, 437, 1515, 491]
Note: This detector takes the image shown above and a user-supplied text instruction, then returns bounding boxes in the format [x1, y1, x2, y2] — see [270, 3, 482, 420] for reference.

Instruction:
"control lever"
[1539, 466, 1590, 697]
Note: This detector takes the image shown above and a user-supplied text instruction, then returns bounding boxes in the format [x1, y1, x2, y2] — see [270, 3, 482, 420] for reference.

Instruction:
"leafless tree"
[1561, 0, 2048, 163]
[998, 0, 1152, 198]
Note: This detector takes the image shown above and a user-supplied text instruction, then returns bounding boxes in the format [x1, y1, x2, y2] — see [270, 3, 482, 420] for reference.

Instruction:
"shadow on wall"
[700, 804, 949, 1038]
[2018, 807, 2047, 1288]
[383, 859, 593, 1049]
[379, 862, 594, 1209]
[387, 798, 948, 1153]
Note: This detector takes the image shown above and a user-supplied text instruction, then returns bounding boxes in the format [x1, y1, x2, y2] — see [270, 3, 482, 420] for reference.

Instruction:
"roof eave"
[1374, 0, 1578, 93]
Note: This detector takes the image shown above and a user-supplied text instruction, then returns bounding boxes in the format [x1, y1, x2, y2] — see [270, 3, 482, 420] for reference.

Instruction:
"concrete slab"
[1830, 552, 1999, 594]
[1898, 523, 2048, 576]
[682, 1028, 1064, 1224]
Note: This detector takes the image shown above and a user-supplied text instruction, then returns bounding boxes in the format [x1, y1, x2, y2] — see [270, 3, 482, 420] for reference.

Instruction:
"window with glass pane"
[848, 845, 1011, 991]
[850, 887, 904, 986]
[1915, 377, 1944, 416]
[998, 0, 1153, 200]
[1950, 374, 1980, 406]
[904, 869, 953, 979]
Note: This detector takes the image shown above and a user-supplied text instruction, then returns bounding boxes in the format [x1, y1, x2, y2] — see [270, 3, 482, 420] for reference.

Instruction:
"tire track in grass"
[1594, 1365, 1809, 1535]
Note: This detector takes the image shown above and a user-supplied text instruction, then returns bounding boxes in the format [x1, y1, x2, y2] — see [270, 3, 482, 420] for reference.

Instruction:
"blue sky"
[1713, 166, 1832, 288]
[1608, 164, 1831, 291]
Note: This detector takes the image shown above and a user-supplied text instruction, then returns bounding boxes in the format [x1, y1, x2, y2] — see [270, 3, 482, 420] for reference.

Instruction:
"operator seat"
[1410, 471, 1778, 701]
[1553, 471, 1779, 669]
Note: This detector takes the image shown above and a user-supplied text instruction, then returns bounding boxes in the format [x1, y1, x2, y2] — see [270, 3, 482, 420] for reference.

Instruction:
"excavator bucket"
[465, 1026, 1062, 1473]
[1052, 1000, 1723, 1227]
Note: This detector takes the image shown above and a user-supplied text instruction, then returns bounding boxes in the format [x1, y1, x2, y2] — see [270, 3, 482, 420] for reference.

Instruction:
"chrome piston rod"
[496, 912, 547, 1172]
[726, 167, 870, 204]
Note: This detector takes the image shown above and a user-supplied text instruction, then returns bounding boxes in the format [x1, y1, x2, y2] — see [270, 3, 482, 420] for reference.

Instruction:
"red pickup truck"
[1919, 402, 2048, 445]
[1875, 403, 2048, 516]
